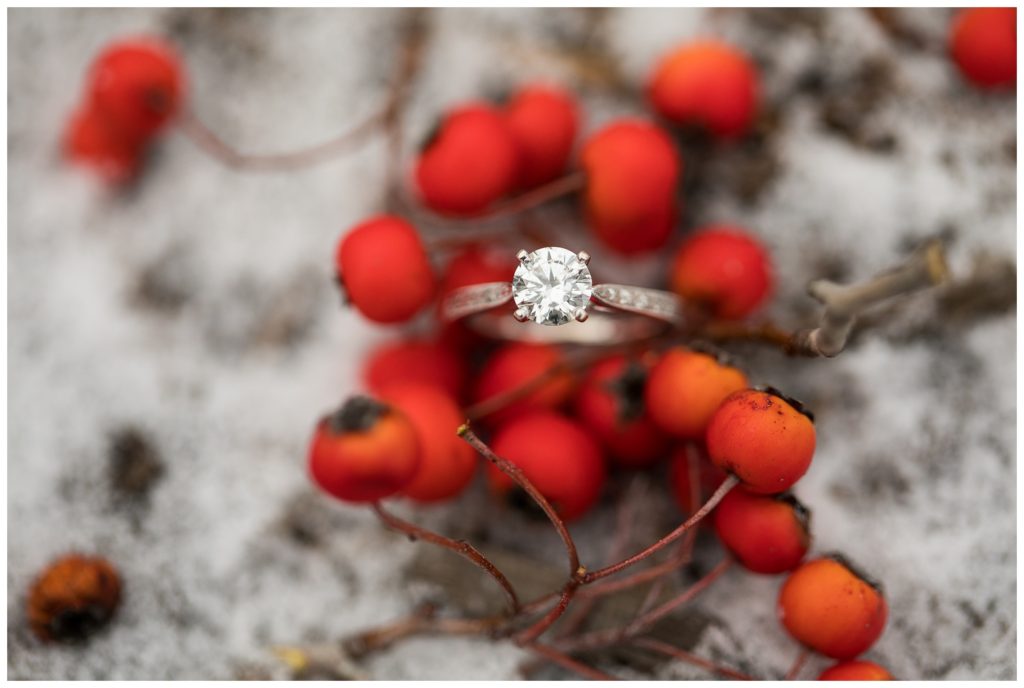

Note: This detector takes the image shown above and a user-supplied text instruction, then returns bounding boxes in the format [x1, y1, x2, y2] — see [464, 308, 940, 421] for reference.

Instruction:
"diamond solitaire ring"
[441, 246, 684, 344]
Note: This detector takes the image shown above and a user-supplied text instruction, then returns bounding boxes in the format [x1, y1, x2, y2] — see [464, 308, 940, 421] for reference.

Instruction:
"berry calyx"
[778, 555, 888, 660]
[414, 103, 521, 215]
[488, 411, 605, 522]
[363, 338, 466, 400]
[648, 39, 759, 139]
[706, 388, 816, 494]
[645, 348, 748, 439]
[713, 488, 810, 574]
[818, 660, 893, 681]
[27, 554, 123, 643]
[336, 215, 436, 324]
[949, 8, 1016, 89]
[505, 84, 579, 189]
[573, 354, 670, 468]
[670, 225, 773, 319]
[472, 342, 575, 424]
[377, 384, 477, 503]
[87, 37, 186, 141]
[580, 119, 681, 255]
[308, 395, 421, 502]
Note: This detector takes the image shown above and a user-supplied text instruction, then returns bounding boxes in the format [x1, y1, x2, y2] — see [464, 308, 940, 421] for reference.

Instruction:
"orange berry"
[473, 342, 575, 425]
[308, 396, 421, 503]
[27, 554, 122, 643]
[414, 103, 521, 215]
[377, 384, 476, 503]
[489, 411, 605, 522]
[706, 388, 816, 494]
[580, 119, 681, 255]
[363, 338, 466, 400]
[505, 84, 579, 188]
[713, 488, 810, 574]
[779, 556, 888, 660]
[645, 348, 748, 439]
[818, 660, 893, 681]
[336, 215, 436, 324]
[573, 355, 670, 469]
[670, 226, 773, 319]
[648, 39, 759, 139]
[949, 8, 1016, 89]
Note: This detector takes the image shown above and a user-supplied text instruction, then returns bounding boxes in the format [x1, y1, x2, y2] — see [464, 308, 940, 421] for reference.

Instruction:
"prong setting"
[574, 308, 589, 322]
[516, 249, 529, 263]
[513, 307, 530, 322]
[511, 247, 594, 326]
[578, 251, 591, 265]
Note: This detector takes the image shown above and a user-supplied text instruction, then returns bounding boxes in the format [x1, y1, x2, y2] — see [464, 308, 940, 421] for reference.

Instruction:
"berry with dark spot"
[27, 554, 123, 643]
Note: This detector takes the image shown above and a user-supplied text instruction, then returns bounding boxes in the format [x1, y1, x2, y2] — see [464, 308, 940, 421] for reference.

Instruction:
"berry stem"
[632, 637, 754, 681]
[458, 424, 582, 579]
[784, 648, 811, 680]
[372, 502, 520, 614]
[515, 580, 579, 644]
[525, 642, 618, 680]
[582, 475, 739, 583]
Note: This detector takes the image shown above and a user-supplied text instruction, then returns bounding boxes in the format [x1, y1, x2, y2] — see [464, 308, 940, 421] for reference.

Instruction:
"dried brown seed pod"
[27, 554, 123, 643]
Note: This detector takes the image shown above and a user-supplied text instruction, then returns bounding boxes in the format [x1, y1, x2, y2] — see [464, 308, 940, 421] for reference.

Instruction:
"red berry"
[505, 84, 579, 188]
[414, 103, 521, 215]
[573, 355, 670, 469]
[308, 396, 421, 503]
[87, 37, 185, 141]
[706, 388, 816, 494]
[670, 226, 773, 319]
[489, 411, 605, 522]
[439, 243, 518, 303]
[377, 384, 476, 503]
[779, 556, 888, 660]
[818, 660, 893, 681]
[27, 554, 122, 643]
[949, 8, 1016, 89]
[473, 342, 575, 425]
[580, 120, 681, 255]
[336, 215, 436, 324]
[363, 338, 466, 400]
[648, 40, 759, 139]
[645, 348, 748, 439]
[713, 488, 810, 574]
[63, 106, 142, 184]
[668, 446, 728, 514]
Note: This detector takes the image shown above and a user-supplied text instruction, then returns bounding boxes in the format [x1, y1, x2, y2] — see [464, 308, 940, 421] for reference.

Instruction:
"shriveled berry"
[580, 119, 681, 255]
[308, 396, 421, 502]
[818, 660, 893, 681]
[713, 488, 810, 574]
[414, 103, 521, 215]
[473, 342, 575, 425]
[505, 84, 579, 188]
[668, 445, 728, 514]
[949, 8, 1016, 89]
[64, 107, 142, 184]
[645, 348, 748, 439]
[573, 354, 669, 468]
[27, 554, 122, 643]
[670, 226, 773, 319]
[87, 37, 186, 140]
[706, 388, 816, 494]
[377, 384, 476, 503]
[363, 338, 466, 400]
[489, 411, 605, 522]
[336, 215, 436, 324]
[648, 40, 759, 139]
[779, 556, 888, 660]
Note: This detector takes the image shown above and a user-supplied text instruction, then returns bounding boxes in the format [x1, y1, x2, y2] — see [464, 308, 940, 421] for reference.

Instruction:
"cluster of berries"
[64, 38, 185, 183]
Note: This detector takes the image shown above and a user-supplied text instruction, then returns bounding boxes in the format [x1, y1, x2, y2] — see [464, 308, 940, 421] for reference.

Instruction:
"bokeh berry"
[949, 8, 1016, 89]
[473, 342, 575, 424]
[489, 411, 605, 522]
[505, 84, 579, 188]
[670, 225, 773, 319]
[779, 556, 888, 660]
[713, 488, 810, 574]
[818, 660, 893, 681]
[580, 119, 681, 254]
[645, 348, 748, 439]
[27, 554, 123, 643]
[648, 39, 759, 139]
[308, 396, 421, 503]
[363, 338, 466, 400]
[336, 215, 436, 324]
[64, 107, 142, 184]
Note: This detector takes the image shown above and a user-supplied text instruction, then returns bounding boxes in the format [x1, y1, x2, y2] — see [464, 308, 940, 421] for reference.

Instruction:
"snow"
[7, 7, 1016, 680]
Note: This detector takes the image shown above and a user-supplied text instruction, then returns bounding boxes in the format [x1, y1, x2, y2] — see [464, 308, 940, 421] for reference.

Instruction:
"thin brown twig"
[372, 502, 520, 614]
[526, 642, 618, 680]
[784, 648, 811, 680]
[515, 580, 580, 644]
[583, 476, 739, 583]
[343, 605, 502, 658]
[633, 637, 754, 681]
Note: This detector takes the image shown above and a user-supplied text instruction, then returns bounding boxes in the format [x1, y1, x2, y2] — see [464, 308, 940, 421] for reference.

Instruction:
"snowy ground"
[7, 8, 1016, 680]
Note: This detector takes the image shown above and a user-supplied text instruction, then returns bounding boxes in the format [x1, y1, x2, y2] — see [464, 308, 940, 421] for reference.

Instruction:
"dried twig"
[633, 637, 755, 681]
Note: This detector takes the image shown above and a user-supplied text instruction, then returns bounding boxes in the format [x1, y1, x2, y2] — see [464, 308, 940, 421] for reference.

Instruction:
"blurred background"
[7, 7, 1016, 679]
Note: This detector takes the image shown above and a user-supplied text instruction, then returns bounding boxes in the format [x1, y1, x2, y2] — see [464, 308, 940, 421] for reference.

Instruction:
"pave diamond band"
[440, 246, 684, 345]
